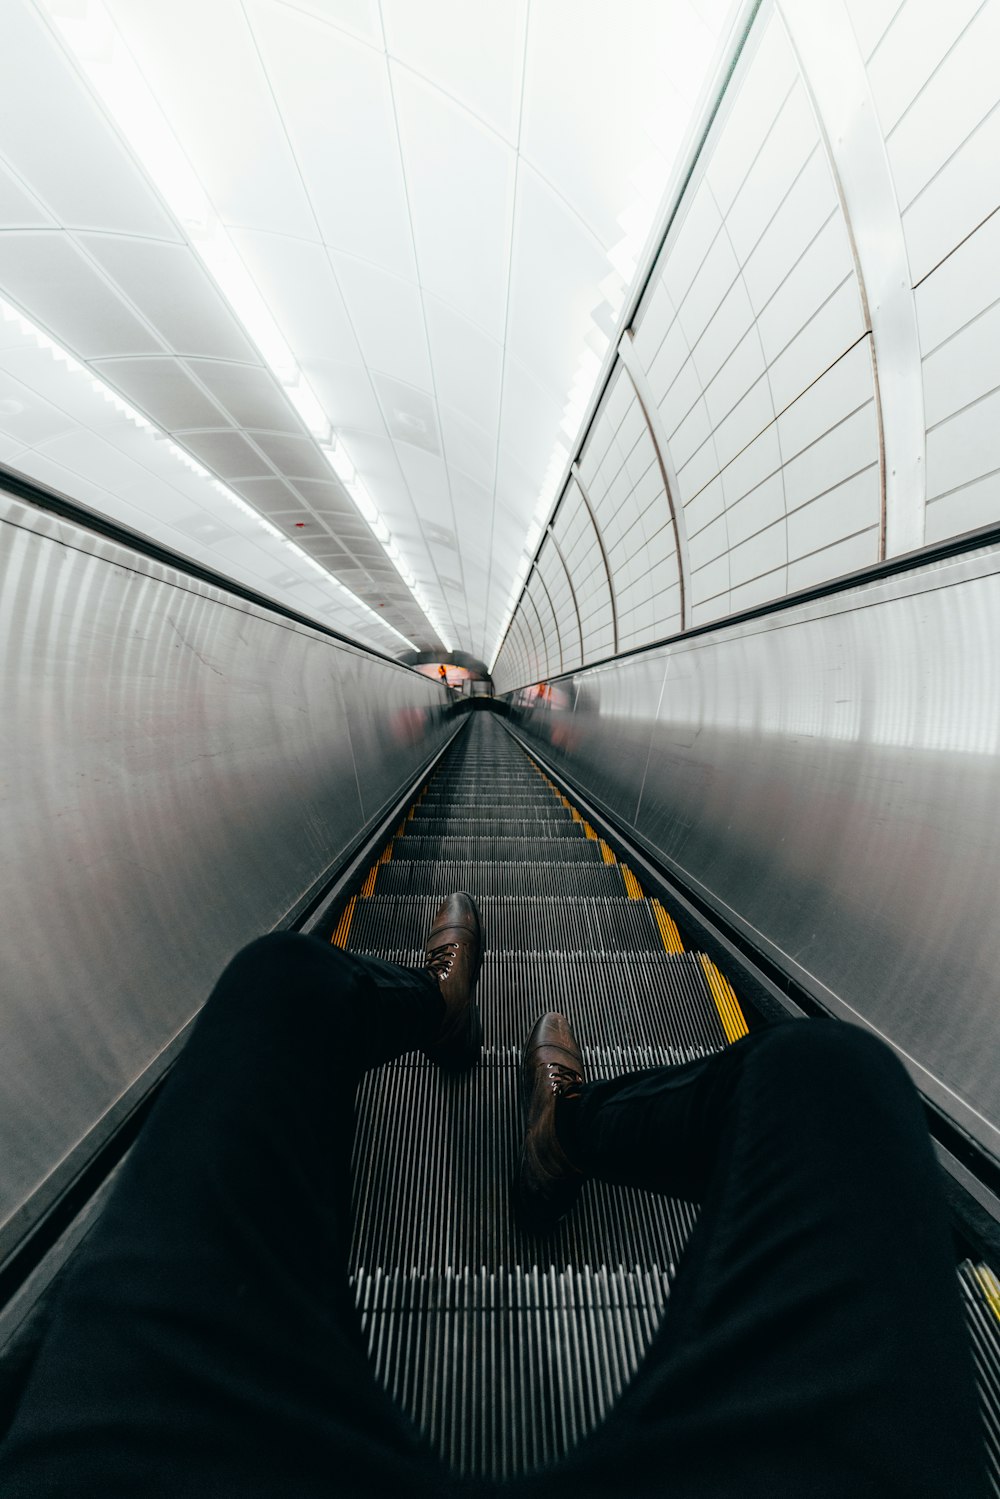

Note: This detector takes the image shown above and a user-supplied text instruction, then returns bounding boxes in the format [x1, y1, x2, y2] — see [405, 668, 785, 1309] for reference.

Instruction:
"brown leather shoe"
[422, 892, 483, 1071]
[516, 1012, 585, 1232]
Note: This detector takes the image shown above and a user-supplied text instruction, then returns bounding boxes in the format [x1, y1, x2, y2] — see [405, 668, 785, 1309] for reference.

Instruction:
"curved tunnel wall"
[494, 0, 1000, 688]
[495, 0, 1000, 1160]
[0, 489, 451, 1259]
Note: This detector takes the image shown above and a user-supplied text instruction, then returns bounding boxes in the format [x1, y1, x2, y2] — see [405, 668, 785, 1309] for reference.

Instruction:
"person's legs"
[534, 1020, 988, 1498]
[0, 932, 460, 1499]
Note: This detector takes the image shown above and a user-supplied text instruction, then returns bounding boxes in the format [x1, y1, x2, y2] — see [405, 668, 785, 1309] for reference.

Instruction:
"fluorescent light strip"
[41, 0, 452, 653]
[0, 296, 416, 650]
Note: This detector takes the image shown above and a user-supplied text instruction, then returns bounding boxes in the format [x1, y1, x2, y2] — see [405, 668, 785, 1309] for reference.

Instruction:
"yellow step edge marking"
[975, 1265, 1000, 1323]
[570, 807, 582, 823]
[699, 955, 749, 1043]
[360, 863, 379, 898]
[599, 840, 617, 866]
[582, 821, 598, 841]
[395, 820, 406, 838]
[379, 841, 393, 865]
[651, 899, 684, 953]
[331, 896, 356, 948]
[621, 865, 643, 899]
[407, 806, 416, 821]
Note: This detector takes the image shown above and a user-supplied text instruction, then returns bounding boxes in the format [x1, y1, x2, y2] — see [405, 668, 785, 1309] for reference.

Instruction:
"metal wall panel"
[0, 493, 451, 1254]
[509, 545, 1000, 1164]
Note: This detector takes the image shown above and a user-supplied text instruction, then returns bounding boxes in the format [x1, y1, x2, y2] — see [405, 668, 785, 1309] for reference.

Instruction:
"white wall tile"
[725, 470, 785, 548]
[742, 148, 837, 311]
[923, 298, 1000, 428]
[867, 0, 983, 135]
[786, 466, 880, 558]
[925, 475, 1000, 541]
[782, 402, 879, 514]
[661, 180, 723, 309]
[901, 105, 1000, 283]
[844, 0, 904, 61]
[914, 210, 1000, 355]
[785, 526, 879, 590]
[706, 15, 797, 214]
[926, 384, 1000, 500]
[729, 517, 786, 587]
[768, 279, 866, 412]
[725, 85, 820, 264]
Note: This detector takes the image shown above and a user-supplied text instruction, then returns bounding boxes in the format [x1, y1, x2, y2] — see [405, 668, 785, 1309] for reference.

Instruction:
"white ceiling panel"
[250, 432, 332, 480]
[382, 0, 527, 145]
[0, 367, 76, 446]
[185, 359, 299, 432]
[423, 295, 503, 435]
[0, 343, 138, 439]
[0, 159, 55, 229]
[229, 230, 363, 363]
[505, 168, 610, 407]
[107, 0, 317, 239]
[248, 0, 415, 279]
[89, 356, 229, 430]
[78, 235, 258, 362]
[439, 404, 497, 492]
[232, 476, 301, 511]
[371, 372, 441, 456]
[0, 232, 162, 358]
[180, 429, 275, 479]
[498, 357, 566, 487]
[391, 63, 514, 339]
[305, 358, 385, 434]
[335, 429, 414, 515]
[333, 254, 432, 390]
[0, 0, 178, 239]
[393, 444, 455, 531]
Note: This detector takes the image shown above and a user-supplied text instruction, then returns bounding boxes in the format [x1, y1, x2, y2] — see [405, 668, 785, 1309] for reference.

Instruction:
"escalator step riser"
[351, 1048, 698, 1275]
[408, 819, 579, 837]
[348, 897, 665, 954]
[372, 863, 626, 899]
[352, 1265, 672, 1479]
[393, 837, 603, 863]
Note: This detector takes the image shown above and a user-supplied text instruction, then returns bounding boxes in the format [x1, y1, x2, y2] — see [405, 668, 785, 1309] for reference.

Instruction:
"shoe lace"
[426, 941, 458, 979]
[545, 1061, 583, 1097]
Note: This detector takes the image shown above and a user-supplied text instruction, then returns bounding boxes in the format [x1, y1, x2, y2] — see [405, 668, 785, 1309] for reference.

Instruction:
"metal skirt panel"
[0, 494, 451, 1254]
[507, 544, 1000, 1165]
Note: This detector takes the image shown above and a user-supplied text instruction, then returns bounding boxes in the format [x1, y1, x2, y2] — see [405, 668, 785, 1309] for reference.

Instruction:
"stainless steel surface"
[510, 543, 1000, 1162]
[778, 0, 926, 559]
[0, 491, 451, 1255]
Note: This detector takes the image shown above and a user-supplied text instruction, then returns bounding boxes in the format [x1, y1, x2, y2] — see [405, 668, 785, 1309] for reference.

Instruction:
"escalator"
[334, 711, 745, 1478]
[329, 710, 1000, 1487]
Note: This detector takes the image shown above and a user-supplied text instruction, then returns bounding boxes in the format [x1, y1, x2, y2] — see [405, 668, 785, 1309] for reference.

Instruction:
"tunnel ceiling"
[0, 0, 735, 661]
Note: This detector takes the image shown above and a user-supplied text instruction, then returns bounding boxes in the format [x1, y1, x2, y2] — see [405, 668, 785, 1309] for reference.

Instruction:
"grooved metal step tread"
[372, 862, 627, 899]
[350, 1265, 672, 1479]
[347, 895, 667, 954]
[409, 818, 580, 837]
[351, 1047, 700, 1274]
[393, 837, 603, 862]
[344, 953, 727, 1052]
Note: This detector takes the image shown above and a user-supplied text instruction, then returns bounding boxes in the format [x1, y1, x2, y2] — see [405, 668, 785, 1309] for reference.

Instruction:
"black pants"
[0, 934, 986, 1497]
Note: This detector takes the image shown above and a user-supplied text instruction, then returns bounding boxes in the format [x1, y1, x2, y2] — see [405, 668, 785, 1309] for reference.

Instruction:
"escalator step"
[348, 896, 666, 954]
[351, 1047, 699, 1274]
[352, 1264, 673, 1480]
[373, 862, 627, 899]
[409, 817, 579, 837]
[394, 836, 603, 862]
